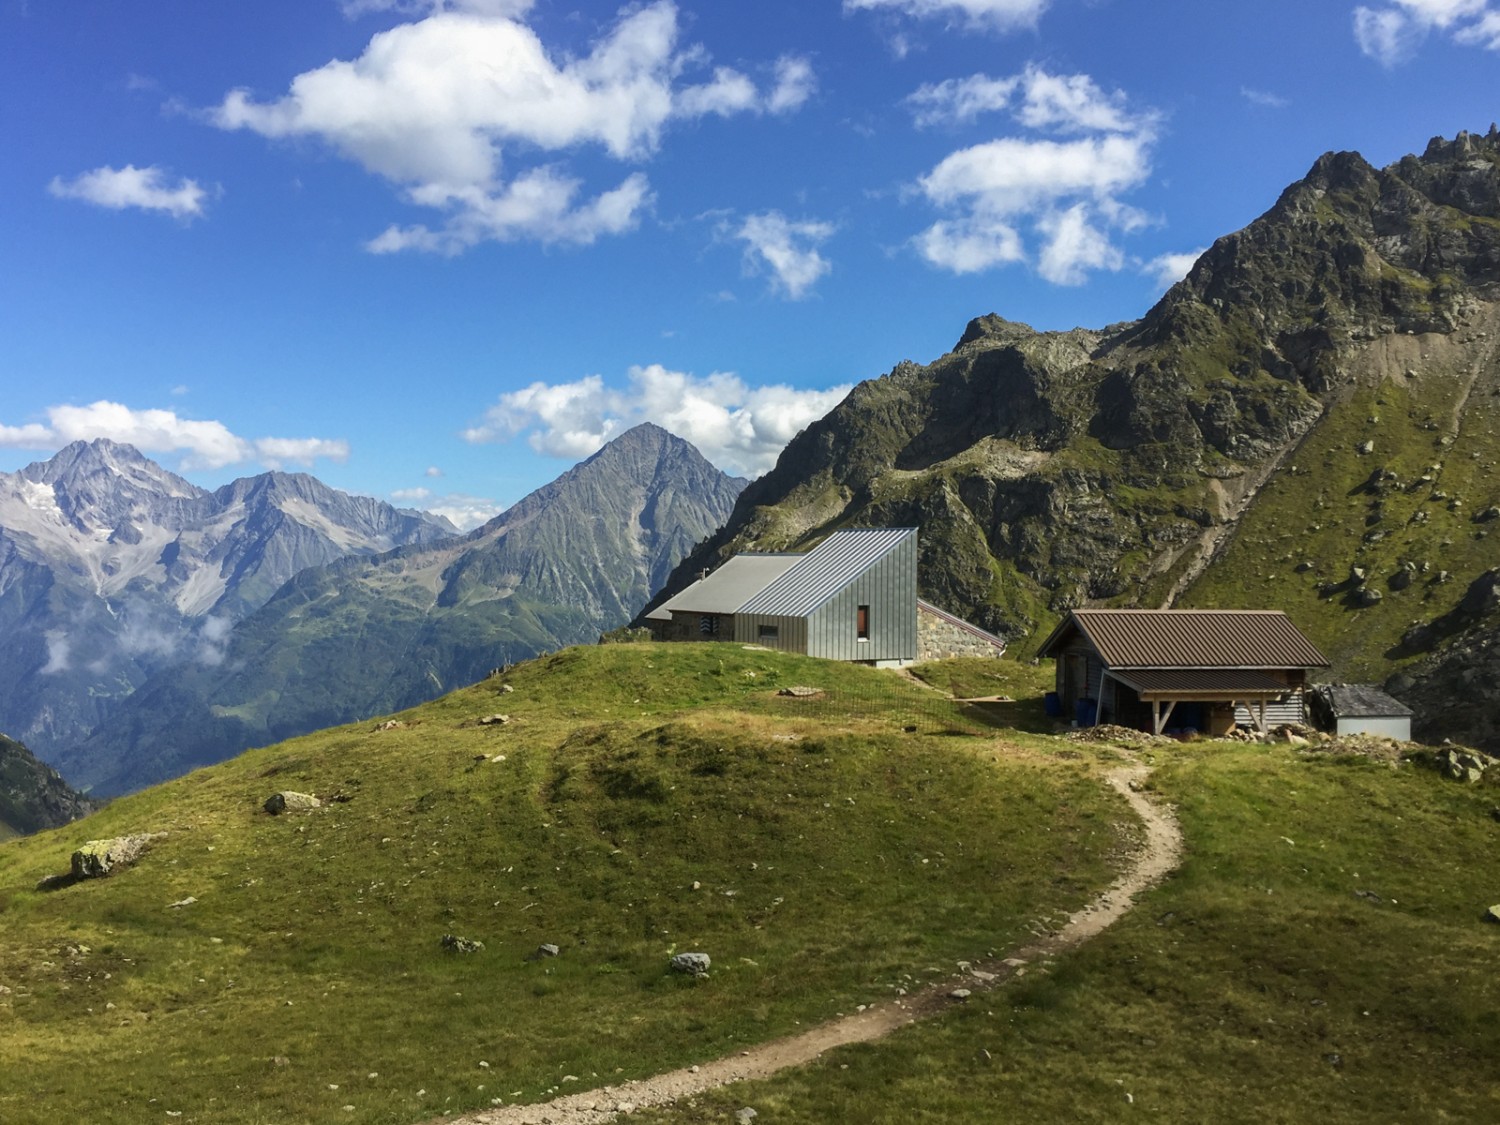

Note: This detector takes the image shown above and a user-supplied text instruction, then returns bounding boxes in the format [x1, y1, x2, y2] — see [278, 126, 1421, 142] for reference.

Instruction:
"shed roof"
[738, 527, 916, 618]
[1037, 608, 1329, 670]
[1110, 668, 1292, 701]
[645, 553, 802, 619]
[1321, 683, 1414, 718]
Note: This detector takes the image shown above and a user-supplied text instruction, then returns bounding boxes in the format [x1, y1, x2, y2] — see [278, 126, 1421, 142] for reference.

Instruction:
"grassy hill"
[3, 645, 1497, 1124]
[0, 645, 1122, 1125]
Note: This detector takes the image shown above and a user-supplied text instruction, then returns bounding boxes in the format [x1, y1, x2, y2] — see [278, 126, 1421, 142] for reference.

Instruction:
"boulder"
[1487, 905, 1500, 925]
[670, 952, 711, 977]
[525, 943, 560, 961]
[778, 686, 822, 698]
[70, 833, 165, 879]
[477, 714, 510, 726]
[264, 791, 322, 815]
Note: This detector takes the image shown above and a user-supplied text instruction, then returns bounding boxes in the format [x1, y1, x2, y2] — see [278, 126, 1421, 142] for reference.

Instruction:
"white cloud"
[767, 56, 817, 114]
[213, 2, 810, 252]
[41, 631, 70, 675]
[463, 364, 850, 477]
[0, 401, 348, 471]
[732, 212, 835, 299]
[1143, 247, 1207, 291]
[48, 164, 211, 220]
[910, 67, 1157, 285]
[1240, 87, 1290, 108]
[1036, 204, 1122, 285]
[1353, 1, 1496, 63]
[1455, 9, 1500, 44]
[909, 66, 1144, 133]
[425, 494, 505, 529]
[844, 0, 1049, 32]
[424, 465, 443, 478]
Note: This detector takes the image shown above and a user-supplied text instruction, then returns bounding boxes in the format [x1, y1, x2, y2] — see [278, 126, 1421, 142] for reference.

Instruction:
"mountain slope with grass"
[3, 643, 1497, 1125]
[63, 425, 747, 796]
[0, 643, 1123, 1125]
[649, 129, 1500, 748]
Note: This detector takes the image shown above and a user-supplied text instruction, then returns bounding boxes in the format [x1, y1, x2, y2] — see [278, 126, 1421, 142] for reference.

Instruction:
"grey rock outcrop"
[70, 832, 165, 879]
[264, 791, 322, 815]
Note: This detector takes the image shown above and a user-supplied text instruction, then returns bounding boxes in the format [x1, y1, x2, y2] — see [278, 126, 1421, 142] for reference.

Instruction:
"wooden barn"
[645, 528, 1003, 666]
[1036, 609, 1330, 735]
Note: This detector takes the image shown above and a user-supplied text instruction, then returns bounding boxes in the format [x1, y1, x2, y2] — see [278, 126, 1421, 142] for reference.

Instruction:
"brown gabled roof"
[1037, 609, 1330, 670]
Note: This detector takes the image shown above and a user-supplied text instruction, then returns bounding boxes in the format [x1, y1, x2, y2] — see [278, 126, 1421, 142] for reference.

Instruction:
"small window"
[699, 615, 719, 636]
[857, 604, 870, 640]
[758, 624, 779, 644]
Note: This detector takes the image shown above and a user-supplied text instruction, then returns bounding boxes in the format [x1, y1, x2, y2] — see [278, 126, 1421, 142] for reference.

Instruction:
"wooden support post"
[1152, 699, 1178, 736]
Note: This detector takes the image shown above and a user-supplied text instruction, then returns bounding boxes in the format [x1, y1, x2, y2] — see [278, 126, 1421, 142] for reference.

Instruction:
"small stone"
[1357, 440, 1375, 455]
[1486, 905, 1500, 925]
[441, 934, 484, 954]
[525, 943, 561, 961]
[949, 988, 972, 1001]
[477, 714, 510, 726]
[166, 896, 197, 909]
[735, 1109, 758, 1125]
[777, 685, 821, 697]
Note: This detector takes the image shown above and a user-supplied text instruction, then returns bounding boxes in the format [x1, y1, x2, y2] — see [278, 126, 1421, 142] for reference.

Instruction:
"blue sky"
[2, 0, 1496, 527]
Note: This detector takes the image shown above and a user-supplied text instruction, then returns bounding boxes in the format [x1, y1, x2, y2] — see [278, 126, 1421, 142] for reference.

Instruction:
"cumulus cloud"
[909, 66, 1157, 285]
[844, 0, 1049, 32]
[391, 484, 501, 528]
[212, 1, 812, 252]
[0, 401, 348, 471]
[1353, 0, 1496, 64]
[48, 164, 211, 220]
[731, 212, 835, 299]
[463, 364, 850, 476]
[1143, 247, 1207, 291]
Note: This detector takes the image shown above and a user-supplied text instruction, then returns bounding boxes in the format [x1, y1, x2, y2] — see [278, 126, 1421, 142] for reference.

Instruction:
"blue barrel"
[1043, 691, 1062, 717]
[1075, 698, 1097, 726]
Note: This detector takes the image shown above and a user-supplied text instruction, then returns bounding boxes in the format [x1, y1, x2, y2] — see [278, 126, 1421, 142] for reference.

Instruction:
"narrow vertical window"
[857, 604, 870, 640]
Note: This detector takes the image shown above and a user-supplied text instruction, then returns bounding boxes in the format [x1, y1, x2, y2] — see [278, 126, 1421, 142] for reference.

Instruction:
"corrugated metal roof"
[1042, 608, 1329, 669]
[1323, 683, 1414, 718]
[1110, 668, 1292, 699]
[651, 553, 803, 617]
[738, 528, 916, 617]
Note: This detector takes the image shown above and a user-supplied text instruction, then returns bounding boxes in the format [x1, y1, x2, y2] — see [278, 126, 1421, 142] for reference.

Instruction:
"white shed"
[1311, 683, 1414, 740]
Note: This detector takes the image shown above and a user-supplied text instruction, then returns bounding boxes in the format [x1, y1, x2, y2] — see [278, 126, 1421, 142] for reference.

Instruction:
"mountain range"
[0, 439, 457, 763]
[50, 423, 745, 796]
[650, 128, 1500, 750]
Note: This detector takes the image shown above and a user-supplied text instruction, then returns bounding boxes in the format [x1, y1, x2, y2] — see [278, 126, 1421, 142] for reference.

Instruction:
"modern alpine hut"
[1035, 608, 1331, 735]
[644, 527, 921, 665]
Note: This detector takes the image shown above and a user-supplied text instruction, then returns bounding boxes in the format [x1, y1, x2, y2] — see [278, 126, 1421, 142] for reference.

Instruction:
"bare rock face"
[70, 832, 165, 879]
[0, 732, 96, 837]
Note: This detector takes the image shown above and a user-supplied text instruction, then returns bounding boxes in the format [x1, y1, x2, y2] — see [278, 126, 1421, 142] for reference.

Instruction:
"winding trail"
[444, 760, 1183, 1125]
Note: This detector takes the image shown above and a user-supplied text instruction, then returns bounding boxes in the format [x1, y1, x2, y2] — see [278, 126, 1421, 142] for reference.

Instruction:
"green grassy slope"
[0, 644, 1124, 1125]
[640, 742, 1500, 1124]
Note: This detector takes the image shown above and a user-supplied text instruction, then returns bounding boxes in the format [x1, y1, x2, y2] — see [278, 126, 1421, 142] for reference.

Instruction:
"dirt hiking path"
[443, 760, 1183, 1125]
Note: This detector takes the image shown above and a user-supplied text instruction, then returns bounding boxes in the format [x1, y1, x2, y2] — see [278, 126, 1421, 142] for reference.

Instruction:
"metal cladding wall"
[733, 614, 805, 652]
[803, 532, 917, 662]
